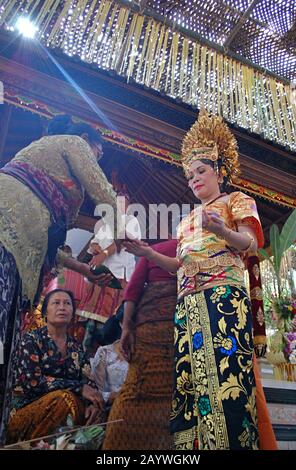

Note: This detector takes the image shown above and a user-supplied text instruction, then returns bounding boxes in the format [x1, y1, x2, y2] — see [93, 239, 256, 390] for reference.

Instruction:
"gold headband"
[182, 144, 219, 175]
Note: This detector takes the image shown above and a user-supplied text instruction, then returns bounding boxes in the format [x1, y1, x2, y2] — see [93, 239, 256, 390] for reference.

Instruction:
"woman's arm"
[123, 241, 180, 273]
[63, 136, 121, 237]
[120, 301, 136, 362]
[203, 211, 258, 252]
[61, 255, 113, 286]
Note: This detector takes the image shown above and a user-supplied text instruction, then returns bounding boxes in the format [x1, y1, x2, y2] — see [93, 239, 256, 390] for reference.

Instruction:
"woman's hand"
[202, 210, 225, 237]
[89, 254, 105, 269]
[89, 242, 101, 255]
[80, 264, 113, 286]
[107, 391, 118, 405]
[120, 324, 136, 362]
[82, 384, 104, 409]
[122, 240, 152, 258]
[85, 404, 104, 425]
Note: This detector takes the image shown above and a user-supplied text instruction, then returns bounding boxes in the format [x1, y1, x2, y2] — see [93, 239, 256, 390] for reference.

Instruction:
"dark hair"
[41, 289, 76, 317]
[47, 114, 103, 145]
[94, 304, 124, 345]
[61, 244, 73, 255]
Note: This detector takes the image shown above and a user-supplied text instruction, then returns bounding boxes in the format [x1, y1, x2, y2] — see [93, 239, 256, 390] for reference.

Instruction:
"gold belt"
[179, 255, 244, 278]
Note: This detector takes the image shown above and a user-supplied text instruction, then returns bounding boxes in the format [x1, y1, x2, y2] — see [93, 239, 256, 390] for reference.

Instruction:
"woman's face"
[187, 160, 220, 201]
[46, 292, 73, 326]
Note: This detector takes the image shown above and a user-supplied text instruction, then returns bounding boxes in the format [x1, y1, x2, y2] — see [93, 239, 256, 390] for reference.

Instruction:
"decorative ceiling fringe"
[1, 1, 296, 151]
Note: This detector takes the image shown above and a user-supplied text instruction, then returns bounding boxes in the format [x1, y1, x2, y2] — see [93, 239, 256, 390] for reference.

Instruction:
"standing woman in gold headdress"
[124, 112, 264, 450]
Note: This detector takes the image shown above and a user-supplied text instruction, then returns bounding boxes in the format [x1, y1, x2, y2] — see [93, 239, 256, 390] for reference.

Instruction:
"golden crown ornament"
[181, 110, 240, 183]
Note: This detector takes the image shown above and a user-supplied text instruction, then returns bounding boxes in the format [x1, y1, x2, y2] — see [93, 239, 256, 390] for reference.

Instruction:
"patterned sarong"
[103, 281, 177, 450]
[7, 389, 85, 443]
[171, 285, 259, 450]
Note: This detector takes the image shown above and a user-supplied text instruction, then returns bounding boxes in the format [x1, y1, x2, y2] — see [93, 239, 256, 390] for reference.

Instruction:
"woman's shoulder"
[228, 190, 251, 200]
[38, 134, 87, 150]
[22, 325, 47, 341]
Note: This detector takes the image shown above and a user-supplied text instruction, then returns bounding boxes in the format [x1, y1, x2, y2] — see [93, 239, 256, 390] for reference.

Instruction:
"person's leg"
[7, 389, 85, 443]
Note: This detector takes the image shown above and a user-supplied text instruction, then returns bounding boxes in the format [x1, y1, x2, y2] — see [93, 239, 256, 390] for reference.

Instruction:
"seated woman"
[7, 289, 104, 443]
[90, 306, 129, 421]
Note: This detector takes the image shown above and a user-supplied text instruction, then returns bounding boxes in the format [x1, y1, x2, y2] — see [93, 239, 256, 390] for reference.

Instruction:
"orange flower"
[30, 354, 39, 362]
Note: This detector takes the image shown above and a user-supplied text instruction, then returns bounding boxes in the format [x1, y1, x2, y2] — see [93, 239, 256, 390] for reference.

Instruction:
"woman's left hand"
[82, 384, 104, 409]
[202, 210, 225, 237]
[85, 404, 103, 425]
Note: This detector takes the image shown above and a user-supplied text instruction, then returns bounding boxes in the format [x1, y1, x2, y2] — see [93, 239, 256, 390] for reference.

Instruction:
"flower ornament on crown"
[181, 110, 241, 183]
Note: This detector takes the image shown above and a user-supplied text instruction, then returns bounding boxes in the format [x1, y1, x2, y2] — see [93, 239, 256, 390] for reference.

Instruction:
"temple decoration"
[4, 87, 296, 210]
[0, 0, 295, 151]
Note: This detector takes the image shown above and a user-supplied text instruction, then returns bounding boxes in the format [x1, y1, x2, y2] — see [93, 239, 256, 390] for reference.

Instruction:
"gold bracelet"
[102, 249, 109, 257]
[241, 232, 255, 253]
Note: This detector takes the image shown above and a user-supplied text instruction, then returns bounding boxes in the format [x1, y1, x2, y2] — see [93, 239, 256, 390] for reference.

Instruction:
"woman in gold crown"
[124, 111, 266, 450]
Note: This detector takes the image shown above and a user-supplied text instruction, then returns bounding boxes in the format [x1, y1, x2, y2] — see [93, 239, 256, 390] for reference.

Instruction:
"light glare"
[16, 17, 38, 38]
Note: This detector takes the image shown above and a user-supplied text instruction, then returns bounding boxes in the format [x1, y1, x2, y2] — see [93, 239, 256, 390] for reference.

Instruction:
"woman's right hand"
[82, 384, 104, 410]
[120, 324, 136, 362]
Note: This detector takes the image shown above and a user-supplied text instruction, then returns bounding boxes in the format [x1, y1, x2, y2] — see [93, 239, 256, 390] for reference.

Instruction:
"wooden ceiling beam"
[224, 0, 261, 48]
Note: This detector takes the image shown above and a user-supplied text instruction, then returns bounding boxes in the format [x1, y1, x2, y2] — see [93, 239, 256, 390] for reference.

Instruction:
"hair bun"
[47, 114, 73, 135]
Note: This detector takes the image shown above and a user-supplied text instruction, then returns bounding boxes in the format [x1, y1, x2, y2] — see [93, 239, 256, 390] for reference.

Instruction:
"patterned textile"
[0, 161, 75, 300]
[0, 135, 117, 301]
[90, 341, 129, 403]
[7, 389, 85, 443]
[177, 192, 264, 300]
[102, 281, 177, 450]
[77, 280, 127, 323]
[171, 285, 259, 450]
[10, 326, 94, 411]
[0, 243, 23, 444]
[45, 269, 87, 304]
[0, 161, 72, 222]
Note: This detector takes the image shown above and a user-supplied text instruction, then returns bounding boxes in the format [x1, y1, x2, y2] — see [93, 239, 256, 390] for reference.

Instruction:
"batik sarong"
[171, 285, 259, 450]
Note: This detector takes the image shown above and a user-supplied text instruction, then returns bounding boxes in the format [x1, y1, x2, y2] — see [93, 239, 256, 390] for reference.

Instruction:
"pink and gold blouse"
[176, 191, 264, 300]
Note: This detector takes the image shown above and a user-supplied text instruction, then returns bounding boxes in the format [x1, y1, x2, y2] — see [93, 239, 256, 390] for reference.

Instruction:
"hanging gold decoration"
[0, 0, 295, 151]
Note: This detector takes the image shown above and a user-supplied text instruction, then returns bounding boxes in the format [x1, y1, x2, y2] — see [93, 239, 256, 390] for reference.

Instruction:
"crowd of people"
[0, 111, 277, 450]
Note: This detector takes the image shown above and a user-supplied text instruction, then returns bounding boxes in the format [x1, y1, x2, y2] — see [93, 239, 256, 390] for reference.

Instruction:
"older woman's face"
[46, 292, 73, 326]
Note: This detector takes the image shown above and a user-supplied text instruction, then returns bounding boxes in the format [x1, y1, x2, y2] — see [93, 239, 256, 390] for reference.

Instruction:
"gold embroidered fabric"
[172, 288, 259, 449]
[0, 135, 117, 301]
[177, 191, 263, 300]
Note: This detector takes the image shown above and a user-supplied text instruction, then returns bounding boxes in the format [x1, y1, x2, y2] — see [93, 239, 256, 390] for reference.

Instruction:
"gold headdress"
[181, 110, 240, 183]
